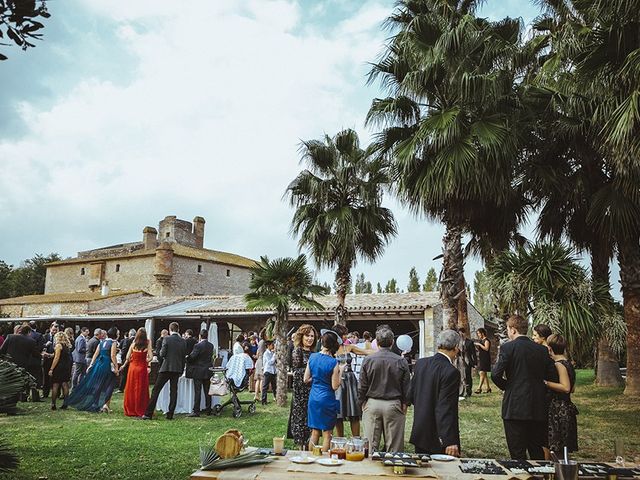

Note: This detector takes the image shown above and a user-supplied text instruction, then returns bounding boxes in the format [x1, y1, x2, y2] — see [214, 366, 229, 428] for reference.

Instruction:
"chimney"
[153, 242, 174, 296]
[193, 216, 205, 248]
[143, 226, 158, 250]
[101, 281, 110, 296]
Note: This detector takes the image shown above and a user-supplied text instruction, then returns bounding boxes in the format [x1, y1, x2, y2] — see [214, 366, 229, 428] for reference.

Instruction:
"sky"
[2, 0, 620, 299]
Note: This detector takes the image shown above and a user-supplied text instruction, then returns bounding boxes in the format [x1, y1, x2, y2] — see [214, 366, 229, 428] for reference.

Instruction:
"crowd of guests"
[0, 315, 578, 459]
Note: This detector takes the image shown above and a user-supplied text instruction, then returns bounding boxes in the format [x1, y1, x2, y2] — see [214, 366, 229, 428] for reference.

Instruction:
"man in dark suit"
[41, 322, 59, 398]
[184, 329, 197, 357]
[458, 328, 477, 397]
[28, 321, 45, 402]
[492, 315, 556, 460]
[409, 329, 461, 456]
[85, 328, 102, 364]
[186, 329, 214, 417]
[143, 322, 186, 420]
[0, 324, 41, 370]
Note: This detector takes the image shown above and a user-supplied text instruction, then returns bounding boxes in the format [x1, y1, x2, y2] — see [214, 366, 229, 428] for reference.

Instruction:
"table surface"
[190, 451, 640, 480]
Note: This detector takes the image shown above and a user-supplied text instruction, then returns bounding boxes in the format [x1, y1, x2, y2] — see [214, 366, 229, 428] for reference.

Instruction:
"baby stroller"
[212, 353, 256, 418]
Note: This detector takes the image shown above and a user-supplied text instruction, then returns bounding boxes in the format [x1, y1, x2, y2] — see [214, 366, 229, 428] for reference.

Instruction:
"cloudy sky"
[5, 0, 615, 299]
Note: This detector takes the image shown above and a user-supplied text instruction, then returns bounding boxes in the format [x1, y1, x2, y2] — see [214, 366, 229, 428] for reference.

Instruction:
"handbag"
[208, 375, 228, 396]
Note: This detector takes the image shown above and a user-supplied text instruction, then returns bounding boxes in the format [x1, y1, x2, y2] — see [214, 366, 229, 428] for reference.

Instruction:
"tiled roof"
[0, 290, 146, 306]
[80, 292, 442, 317]
[45, 243, 256, 269]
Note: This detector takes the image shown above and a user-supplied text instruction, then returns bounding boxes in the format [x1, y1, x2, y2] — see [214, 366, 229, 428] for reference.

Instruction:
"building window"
[115, 264, 120, 272]
[80, 267, 85, 275]
[197, 264, 202, 273]
[226, 269, 230, 277]
[166, 232, 170, 238]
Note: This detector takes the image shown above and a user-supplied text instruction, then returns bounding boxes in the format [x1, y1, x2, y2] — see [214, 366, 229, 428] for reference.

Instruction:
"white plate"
[431, 454, 456, 462]
[290, 456, 316, 464]
[317, 458, 344, 466]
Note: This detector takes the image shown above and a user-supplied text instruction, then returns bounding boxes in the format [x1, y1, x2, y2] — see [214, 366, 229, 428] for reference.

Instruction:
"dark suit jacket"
[29, 331, 45, 351]
[186, 340, 213, 379]
[0, 334, 40, 369]
[491, 335, 556, 421]
[463, 338, 477, 367]
[159, 333, 186, 373]
[120, 337, 134, 363]
[409, 353, 460, 452]
[185, 337, 198, 357]
[86, 336, 100, 361]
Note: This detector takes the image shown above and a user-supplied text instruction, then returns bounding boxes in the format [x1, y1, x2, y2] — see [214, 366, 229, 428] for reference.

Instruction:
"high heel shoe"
[485, 388, 492, 393]
[475, 389, 482, 394]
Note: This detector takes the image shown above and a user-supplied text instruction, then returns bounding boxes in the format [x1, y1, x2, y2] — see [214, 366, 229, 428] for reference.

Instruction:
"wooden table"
[191, 452, 640, 480]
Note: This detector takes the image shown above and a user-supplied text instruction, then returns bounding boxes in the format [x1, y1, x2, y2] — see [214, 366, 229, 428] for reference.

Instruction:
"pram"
[212, 353, 256, 418]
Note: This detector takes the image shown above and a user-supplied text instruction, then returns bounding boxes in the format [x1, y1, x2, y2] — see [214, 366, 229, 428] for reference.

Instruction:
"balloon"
[396, 334, 413, 352]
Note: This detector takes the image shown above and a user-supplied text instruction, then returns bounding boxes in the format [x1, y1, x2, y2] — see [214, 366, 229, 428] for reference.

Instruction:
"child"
[261, 341, 277, 405]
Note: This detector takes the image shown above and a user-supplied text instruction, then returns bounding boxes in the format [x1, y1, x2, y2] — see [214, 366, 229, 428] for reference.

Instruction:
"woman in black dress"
[287, 324, 318, 449]
[49, 331, 72, 410]
[474, 328, 492, 393]
[544, 334, 578, 453]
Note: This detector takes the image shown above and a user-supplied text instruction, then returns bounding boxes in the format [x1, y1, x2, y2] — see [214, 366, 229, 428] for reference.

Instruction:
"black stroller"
[212, 354, 256, 418]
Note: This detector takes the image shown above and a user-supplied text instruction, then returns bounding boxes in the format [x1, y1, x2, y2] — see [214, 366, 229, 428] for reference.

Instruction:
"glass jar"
[330, 437, 347, 460]
[345, 438, 365, 461]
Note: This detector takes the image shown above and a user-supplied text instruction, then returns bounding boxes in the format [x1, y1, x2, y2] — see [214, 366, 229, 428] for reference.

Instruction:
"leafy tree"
[407, 267, 420, 292]
[422, 267, 438, 292]
[376, 282, 383, 294]
[384, 278, 398, 293]
[0, 0, 51, 61]
[0, 261, 12, 299]
[486, 243, 611, 361]
[245, 255, 326, 406]
[363, 281, 373, 294]
[367, 0, 524, 329]
[472, 269, 494, 320]
[354, 273, 367, 294]
[287, 129, 397, 324]
[7, 253, 60, 297]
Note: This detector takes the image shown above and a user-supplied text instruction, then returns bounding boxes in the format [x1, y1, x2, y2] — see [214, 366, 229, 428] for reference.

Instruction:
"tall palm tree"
[533, 0, 640, 395]
[245, 255, 326, 407]
[286, 129, 397, 325]
[366, 0, 524, 330]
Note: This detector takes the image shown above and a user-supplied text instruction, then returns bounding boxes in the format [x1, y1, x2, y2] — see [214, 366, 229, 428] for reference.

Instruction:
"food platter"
[371, 451, 431, 462]
[459, 459, 507, 475]
[431, 454, 457, 462]
[289, 456, 316, 464]
[317, 458, 344, 466]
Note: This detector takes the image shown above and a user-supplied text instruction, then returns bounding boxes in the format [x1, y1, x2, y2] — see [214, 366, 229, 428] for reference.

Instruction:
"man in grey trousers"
[358, 325, 411, 452]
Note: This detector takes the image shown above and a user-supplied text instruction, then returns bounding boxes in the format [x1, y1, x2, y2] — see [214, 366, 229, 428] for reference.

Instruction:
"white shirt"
[263, 349, 276, 375]
[438, 351, 454, 365]
[233, 342, 244, 355]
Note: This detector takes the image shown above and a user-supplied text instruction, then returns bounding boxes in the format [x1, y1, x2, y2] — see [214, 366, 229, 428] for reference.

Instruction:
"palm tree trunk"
[274, 313, 289, 407]
[619, 238, 640, 397]
[334, 263, 351, 326]
[457, 277, 469, 333]
[441, 222, 464, 330]
[592, 244, 624, 387]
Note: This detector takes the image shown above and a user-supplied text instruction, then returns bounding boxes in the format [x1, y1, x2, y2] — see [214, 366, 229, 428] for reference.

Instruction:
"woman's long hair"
[54, 331, 72, 349]
[133, 328, 149, 351]
[294, 324, 318, 350]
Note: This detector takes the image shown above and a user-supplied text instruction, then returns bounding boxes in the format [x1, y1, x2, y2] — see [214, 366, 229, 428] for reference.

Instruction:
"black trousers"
[193, 378, 211, 413]
[42, 358, 52, 396]
[261, 372, 277, 403]
[464, 364, 473, 396]
[503, 419, 547, 460]
[145, 371, 180, 418]
[119, 364, 130, 392]
[415, 445, 445, 454]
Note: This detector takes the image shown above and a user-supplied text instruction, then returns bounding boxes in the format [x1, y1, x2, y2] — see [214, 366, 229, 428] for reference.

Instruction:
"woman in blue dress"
[63, 327, 120, 413]
[304, 330, 343, 453]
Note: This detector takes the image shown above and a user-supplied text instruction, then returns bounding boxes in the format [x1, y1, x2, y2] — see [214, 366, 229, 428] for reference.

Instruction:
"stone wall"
[45, 255, 156, 294]
[0, 302, 89, 317]
[170, 256, 252, 296]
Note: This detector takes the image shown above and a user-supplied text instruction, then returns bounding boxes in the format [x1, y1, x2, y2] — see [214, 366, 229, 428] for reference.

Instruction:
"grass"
[0, 370, 638, 480]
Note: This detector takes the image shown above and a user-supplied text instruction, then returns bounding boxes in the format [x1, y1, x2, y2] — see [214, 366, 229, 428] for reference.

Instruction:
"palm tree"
[366, 0, 524, 330]
[486, 242, 605, 360]
[286, 129, 397, 325]
[532, 0, 640, 395]
[245, 255, 326, 407]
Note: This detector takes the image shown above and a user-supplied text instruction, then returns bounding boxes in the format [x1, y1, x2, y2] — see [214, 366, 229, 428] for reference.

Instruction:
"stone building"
[43, 215, 255, 297]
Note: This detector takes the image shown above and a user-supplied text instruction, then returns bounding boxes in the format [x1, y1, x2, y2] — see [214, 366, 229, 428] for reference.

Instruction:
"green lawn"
[1, 370, 638, 480]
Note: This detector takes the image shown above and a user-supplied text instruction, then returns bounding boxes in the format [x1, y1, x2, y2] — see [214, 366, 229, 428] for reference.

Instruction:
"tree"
[0, 261, 12, 299]
[367, 0, 524, 330]
[530, 0, 640, 393]
[422, 267, 438, 292]
[486, 243, 611, 361]
[287, 129, 397, 325]
[354, 273, 367, 294]
[245, 255, 326, 407]
[7, 253, 60, 297]
[384, 278, 398, 293]
[363, 281, 372, 294]
[0, 0, 51, 61]
[472, 269, 494, 320]
[376, 282, 383, 294]
[407, 267, 420, 292]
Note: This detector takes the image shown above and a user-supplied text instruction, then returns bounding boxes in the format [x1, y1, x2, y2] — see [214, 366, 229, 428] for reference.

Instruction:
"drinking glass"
[615, 439, 625, 467]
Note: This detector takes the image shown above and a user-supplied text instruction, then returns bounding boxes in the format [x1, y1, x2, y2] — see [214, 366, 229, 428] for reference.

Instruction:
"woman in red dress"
[120, 328, 152, 417]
